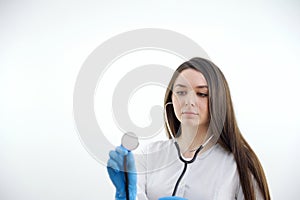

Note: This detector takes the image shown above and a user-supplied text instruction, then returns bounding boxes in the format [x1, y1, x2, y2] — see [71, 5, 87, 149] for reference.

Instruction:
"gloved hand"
[158, 197, 188, 200]
[107, 146, 137, 200]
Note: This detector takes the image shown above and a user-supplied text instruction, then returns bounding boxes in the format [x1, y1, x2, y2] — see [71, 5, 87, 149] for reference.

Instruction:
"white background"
[1, 0, 300, 199]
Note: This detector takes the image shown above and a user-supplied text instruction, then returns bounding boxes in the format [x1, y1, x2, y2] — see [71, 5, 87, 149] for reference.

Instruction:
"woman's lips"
[182, 111, 198, 115]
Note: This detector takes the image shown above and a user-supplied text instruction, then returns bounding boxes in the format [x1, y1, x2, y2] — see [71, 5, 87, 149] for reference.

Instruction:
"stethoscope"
[120, 102, 214, 199]
[164, 102, 214, 196]
[121, 132, 139, 200]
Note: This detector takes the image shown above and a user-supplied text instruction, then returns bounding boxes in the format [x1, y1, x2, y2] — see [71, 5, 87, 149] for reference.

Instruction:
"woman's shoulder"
[207, 143, 237, 166]
[142, 139, 174, 153]
[135, 139, 177, 172]
[200, 143, 236, 167]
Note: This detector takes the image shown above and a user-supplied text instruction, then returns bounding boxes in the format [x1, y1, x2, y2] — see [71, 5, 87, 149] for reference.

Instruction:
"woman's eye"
[197, 93, 208, 97]
[176, 91, 187, 96]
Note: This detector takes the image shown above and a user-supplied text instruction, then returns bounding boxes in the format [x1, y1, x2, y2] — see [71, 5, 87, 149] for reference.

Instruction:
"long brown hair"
[164, 57, 270, 200]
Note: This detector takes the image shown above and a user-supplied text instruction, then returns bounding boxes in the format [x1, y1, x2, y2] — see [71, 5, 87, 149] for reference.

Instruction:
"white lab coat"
[135, 140, 263, 200]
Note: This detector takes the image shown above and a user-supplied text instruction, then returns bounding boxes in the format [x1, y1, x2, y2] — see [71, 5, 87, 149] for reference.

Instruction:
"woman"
[107, 57, 271, 200]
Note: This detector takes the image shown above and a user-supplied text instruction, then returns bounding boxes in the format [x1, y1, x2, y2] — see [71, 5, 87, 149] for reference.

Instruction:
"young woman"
[107, 57, 271, 200]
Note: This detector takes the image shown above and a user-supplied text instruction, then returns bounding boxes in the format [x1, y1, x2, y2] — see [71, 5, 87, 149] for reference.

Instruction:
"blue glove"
[158, 197, 188, 200]
[107, 146, 137, 200]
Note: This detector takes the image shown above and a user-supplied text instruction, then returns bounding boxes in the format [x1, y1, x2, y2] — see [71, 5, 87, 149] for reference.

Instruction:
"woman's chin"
[181, 118, 200, 126]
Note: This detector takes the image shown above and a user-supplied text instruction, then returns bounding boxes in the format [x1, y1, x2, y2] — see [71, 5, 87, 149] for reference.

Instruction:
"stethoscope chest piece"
[121, 132, 139, 151]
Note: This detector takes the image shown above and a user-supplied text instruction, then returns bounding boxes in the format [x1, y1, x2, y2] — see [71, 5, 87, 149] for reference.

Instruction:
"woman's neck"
[177, 125, 208, 157]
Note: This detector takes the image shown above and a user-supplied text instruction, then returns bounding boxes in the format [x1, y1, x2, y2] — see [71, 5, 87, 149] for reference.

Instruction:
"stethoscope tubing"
[164, 102, 214, 196]
[124, 155, 130, 200]
[172, 141, 204, 196]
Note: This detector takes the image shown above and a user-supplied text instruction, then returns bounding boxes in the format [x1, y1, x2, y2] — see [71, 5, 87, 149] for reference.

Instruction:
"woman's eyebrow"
[196, 85, 208, 88]
[174, 84, 187, 88]
[174, 84, 208, 88]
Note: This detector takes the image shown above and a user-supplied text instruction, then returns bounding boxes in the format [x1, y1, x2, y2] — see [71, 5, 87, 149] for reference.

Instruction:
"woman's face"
[171, 68, 209, 127]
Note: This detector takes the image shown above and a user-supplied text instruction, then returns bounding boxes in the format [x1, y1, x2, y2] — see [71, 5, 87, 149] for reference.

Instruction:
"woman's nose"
[184, 92, 196, 106]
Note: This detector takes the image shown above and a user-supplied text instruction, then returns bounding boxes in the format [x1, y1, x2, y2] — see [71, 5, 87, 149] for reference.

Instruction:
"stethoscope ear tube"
[165, 101, 214, 196]
[164, 102, 176, 140]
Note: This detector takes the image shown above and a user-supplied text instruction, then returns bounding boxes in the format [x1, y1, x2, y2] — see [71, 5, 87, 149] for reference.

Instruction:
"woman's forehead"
[174, 69, 207, 87]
